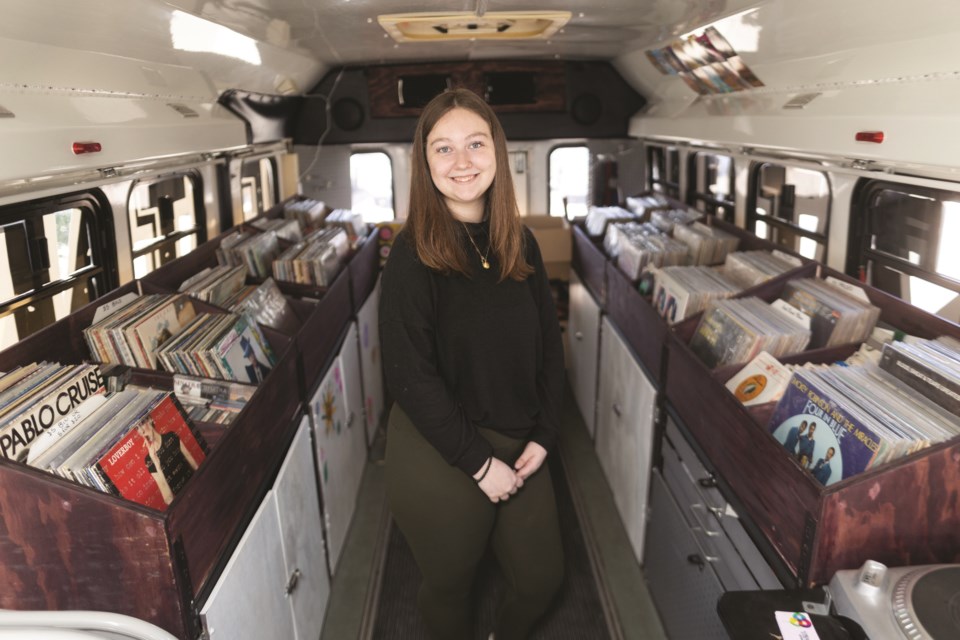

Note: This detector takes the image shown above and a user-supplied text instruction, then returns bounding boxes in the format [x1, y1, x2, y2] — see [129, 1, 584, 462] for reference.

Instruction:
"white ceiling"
[170, 0, 762, 67]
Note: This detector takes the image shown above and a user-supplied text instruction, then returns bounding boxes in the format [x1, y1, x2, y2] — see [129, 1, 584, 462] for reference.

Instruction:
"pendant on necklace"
[482, 259, 490, 269]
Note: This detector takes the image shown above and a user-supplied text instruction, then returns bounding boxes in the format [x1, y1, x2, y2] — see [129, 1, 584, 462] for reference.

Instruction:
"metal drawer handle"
[285, 568, 302, 596]
[698, 475, 717, 489]
[690, 503, 721, 537]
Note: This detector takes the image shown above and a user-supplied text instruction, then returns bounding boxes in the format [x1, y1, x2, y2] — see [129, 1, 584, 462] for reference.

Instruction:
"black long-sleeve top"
[379, 219, 565, 476]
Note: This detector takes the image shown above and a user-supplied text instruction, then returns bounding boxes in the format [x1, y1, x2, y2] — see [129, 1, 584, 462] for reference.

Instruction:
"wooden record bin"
[664, 265, 960, 586]
[597, 209, 811, 389]
[0, 205, 378, 637]
[0, 281, 303, 638]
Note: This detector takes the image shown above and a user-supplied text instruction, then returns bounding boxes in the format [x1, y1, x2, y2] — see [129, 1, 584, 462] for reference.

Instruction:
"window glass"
[749, 163, 830, 261]
[646, 145, 680, 199]
[350, 152, 395, 224]
[549, 145, 589, 218]
[0, 194, 113, 350]
[240, 157, 278, 221]
[689, 152, 735, 220]
[852, 182, 960, 320]
[128, 174, 204, 279]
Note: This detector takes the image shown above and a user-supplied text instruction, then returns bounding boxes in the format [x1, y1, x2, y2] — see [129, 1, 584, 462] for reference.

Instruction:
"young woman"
[379, 88, 566, 640]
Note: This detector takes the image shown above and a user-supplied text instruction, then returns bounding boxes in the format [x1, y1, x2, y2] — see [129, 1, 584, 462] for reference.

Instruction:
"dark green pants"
[385, 405, 564, 640]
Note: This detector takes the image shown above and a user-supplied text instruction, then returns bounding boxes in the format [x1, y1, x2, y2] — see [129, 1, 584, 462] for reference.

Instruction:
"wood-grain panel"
[605, 260, 666, 384]
[571, 224, 606, 307]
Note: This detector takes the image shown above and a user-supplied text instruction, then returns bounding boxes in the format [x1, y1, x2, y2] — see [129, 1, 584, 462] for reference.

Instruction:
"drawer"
[665, 417, 726, 512]
[662, 444, 761, 592]
[644, 471, 729, 640]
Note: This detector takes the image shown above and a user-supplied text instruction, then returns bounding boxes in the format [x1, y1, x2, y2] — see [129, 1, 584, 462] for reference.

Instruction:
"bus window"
[748, 162, 830, 261]
[646, 144, 680, 199]
[549, 145, 589, 218]
[240, 157, 278, 221]
[128, 173, 206, 279]
[850, 181, 960, 321]
[688, 151, 734, 220]
[0, 192, 115, 350]
[350, 151, 395, 223]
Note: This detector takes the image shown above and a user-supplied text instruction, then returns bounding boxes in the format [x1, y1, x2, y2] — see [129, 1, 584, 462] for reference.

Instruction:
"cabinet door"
[567, 270, 602, 437]
[273, 419, 331, 640]
[356, 278, 384, 446]
[200, 491, 295, 640]
[310, 324, 368, 574]
[595, 315, 657, 563]
[644, 471, 728, 640]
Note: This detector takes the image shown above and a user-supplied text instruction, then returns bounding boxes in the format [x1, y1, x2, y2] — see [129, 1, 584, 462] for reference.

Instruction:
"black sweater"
[379, 220, 565, 476]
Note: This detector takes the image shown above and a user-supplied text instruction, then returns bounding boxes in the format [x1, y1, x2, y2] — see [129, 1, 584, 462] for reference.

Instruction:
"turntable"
[829, 560, 960, 639]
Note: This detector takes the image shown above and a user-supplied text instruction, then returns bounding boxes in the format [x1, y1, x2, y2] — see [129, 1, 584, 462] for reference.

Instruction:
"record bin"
[663, 268, 960, 585]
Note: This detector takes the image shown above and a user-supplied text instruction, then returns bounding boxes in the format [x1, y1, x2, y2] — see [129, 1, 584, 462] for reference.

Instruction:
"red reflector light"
[855, 131, 884, 143]
[72, 142, 102, 154]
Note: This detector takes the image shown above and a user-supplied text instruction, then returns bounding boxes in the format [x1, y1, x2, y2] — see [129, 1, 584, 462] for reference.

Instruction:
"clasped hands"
[474, 441, 547, 503]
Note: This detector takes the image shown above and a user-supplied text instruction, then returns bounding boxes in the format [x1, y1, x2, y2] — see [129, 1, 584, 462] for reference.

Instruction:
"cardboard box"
[524, 215, 571, 281]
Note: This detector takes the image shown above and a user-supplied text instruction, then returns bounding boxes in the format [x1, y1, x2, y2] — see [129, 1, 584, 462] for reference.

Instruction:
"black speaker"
[571, 93, 603, 126]
[332, 98, 364, 131]
[398, 75, 450, 107]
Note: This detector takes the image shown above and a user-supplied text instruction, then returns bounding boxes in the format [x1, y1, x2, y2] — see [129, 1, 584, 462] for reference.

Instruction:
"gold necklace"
[461, 222, 491, 269]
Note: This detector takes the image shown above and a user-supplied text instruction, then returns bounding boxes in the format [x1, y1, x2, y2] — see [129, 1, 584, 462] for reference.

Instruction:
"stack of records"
[689, 296, 812, 368]
[324, 208, 369, 247]
[249, 217, 303, 243]
[284, 198, 329, 230]
[673, 221, 740, 265]
[0, 363, 106, 463]
[173, 373, 257, 425]
[603, 221, 660, 259]
[768, 363, 960, 486]
[650, 208, 703, 233]
[217, 229, 281, 279]
[84, 294, 198, 369]
[778, 278, 881, 349]
[228, 278, 302, 335]
[178, 265, 247, 307]
[24, 386, 208, 510]
[273, 227, 350, 287]
[652, 265, 740, 324]
[625, 193, 670, 217]
[584, 206, 637, 238]
[155, 312, 276, 384]
[615, 224, 689, 281]
[722, 250, 799, 289]
[878, 337, 960, 416]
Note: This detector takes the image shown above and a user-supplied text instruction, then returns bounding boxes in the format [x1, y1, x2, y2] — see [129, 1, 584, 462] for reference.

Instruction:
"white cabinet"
[310, 321, 368, 574]
[594, 315, 657, 564]
[200, 419, 329, 640]
[567, 270, 602, 437]
[356, 277, 384, 446]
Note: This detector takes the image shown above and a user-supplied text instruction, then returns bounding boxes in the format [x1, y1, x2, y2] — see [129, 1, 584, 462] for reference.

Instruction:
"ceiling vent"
[378, 11, 571, 43]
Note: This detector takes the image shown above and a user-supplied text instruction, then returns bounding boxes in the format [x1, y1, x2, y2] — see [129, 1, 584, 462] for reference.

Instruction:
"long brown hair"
[405, 88, 532, 281]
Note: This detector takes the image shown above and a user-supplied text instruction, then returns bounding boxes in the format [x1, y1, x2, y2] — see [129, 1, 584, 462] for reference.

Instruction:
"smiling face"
[426, 107, 496, 223]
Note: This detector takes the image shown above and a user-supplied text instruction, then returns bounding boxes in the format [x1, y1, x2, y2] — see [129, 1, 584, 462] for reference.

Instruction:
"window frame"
[645, 143, 681, 199]
[746, 161, 831, 261]
[349, 149, 396, 223]
[848, 178, 960, 301]
[239, 155, 279, 221]
[547, 143, 590, 219]
[126, 171, 206, 278]
[0, 189, 117, 339]
[686, 150, 736, 220]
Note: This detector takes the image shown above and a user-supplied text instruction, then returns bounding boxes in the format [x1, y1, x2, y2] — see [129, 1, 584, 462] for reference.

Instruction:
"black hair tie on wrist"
[475, 457, 493, 483]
